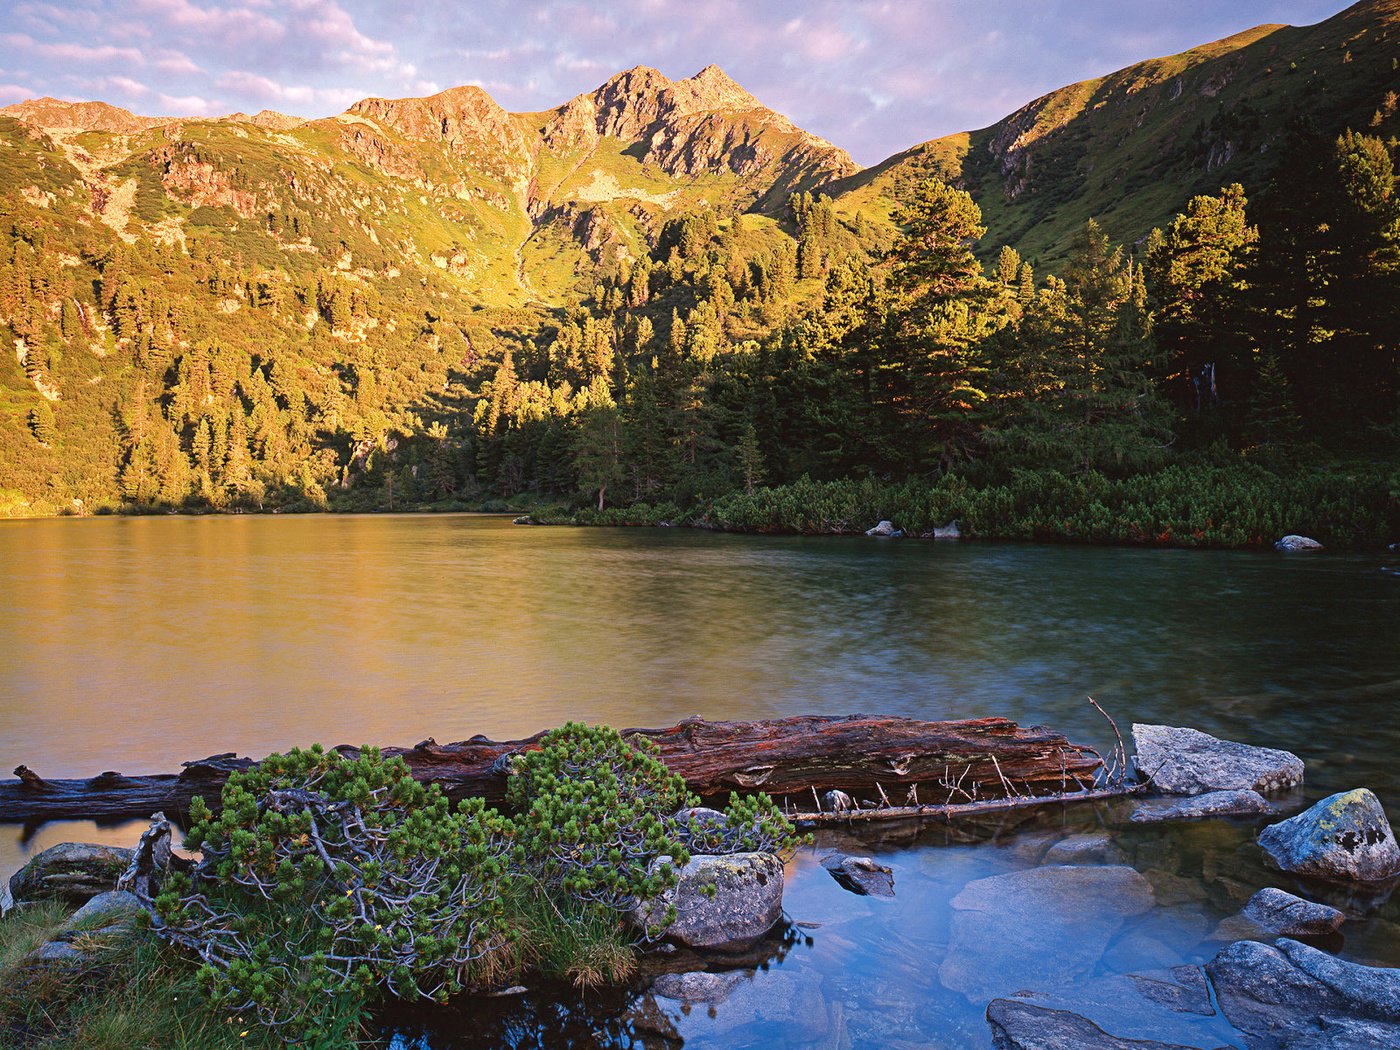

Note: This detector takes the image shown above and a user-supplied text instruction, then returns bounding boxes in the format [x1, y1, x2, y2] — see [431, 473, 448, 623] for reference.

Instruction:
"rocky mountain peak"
[0, 97, 168, 135]
[344, 85, 528, 162]
[674, 65, 759, 114]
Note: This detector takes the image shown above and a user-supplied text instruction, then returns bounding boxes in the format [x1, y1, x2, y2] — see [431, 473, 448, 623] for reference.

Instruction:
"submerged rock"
[1258, 788, 1400, 883]
[1132, 723, 1304, 795]
[1129, 789, 1271, 824]
[1043, 833, 1122, 866]
[1275, 534, 1324, 551]
[941, 865, 1154, 1000]
[821, 853, 894, 897]
[1207, 937, 1400, 1047]
[1211, 886, 1346, 941]
[650, 970, 745, 1005]
[986, 999, 1207, 1050]
[988, 938, 1400, 1049]
[631, 852, 784, 950]
[8, 843, 134, 906]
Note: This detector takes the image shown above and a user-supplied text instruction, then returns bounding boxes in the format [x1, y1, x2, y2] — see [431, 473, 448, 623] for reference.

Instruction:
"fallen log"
[0, 714, 1102, 824]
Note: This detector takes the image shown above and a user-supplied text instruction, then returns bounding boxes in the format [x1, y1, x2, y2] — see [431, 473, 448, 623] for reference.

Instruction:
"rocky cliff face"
[0, 97, 169, 135]
[346, 86, 532, 172]
[541, 64, 856, 185]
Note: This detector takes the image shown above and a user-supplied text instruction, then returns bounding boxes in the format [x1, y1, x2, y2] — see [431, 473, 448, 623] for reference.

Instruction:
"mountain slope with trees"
[0, 2, 1395, 542]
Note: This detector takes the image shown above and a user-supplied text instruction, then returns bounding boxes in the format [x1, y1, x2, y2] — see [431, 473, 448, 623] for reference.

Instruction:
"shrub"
[157, 745, 511, 1037]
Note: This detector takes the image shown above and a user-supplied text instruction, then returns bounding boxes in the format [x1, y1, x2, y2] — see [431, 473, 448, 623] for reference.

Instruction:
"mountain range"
[0, 0, 1396, 514]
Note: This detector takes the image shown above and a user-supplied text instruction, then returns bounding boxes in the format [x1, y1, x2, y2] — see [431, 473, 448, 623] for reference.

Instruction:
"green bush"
[157, 745, 511, 1037]
[506, 722, 800, 938]
[152, 727, 805, 1035]
[698, 463, 1395, 549]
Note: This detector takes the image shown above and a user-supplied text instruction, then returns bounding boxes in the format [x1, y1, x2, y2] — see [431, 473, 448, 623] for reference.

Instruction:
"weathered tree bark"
[0, 715, 1100, 823]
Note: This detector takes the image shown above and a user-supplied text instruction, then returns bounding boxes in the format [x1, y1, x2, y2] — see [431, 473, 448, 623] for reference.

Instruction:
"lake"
[2, 514, 1397, 1047]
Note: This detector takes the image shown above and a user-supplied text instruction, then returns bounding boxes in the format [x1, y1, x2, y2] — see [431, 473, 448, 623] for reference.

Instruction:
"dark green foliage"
[507, 723, 692, 918]
[699, 465, 1393, 549]
[506, 723, 799, 928]
[150, 729, 801, 1039]
[159, 746, 511, 1036]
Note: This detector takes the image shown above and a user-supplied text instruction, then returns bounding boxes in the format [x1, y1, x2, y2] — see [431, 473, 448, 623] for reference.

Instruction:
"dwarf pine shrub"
[156, 745, 511, 1036]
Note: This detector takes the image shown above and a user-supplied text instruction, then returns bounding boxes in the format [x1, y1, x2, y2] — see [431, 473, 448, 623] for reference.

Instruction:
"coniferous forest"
[1, 2, 1397, 547]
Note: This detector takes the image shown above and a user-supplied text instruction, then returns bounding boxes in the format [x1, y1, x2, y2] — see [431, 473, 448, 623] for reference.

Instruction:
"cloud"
[1, 34, 146, 65]
[2, 0, 1352, 159]
[0, 83, 37, 104]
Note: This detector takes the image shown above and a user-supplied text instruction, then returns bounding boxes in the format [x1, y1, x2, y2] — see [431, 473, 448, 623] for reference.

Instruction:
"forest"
[0, 112, 1396, 547]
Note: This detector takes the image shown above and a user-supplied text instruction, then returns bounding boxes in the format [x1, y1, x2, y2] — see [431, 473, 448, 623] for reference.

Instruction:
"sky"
[0, 0, 1353, 166]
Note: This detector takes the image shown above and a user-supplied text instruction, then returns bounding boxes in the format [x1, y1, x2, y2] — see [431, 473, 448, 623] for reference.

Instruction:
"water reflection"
[3, 516, 1398, 1045]
[372, 804, 1400, 1049]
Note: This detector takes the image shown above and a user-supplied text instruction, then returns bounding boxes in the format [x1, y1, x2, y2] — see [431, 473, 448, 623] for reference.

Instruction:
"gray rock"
[631, 852, 784, 950]
[986, 999, 1210, 1049]
[1211, 887, 1346, 941]
[932, 519, 961, 540]
[1044, 833, 1122, 865]
[1258, 789, 1400, 883]
[821, 853, 894, 897]
[1130, 790, 1271, 824]
[8, 843, 134, 906]
[650, 970, 745, 1004]
[31, 941, 84, 964]
[1275, 534, 1324, 551]
[940, 865, 1155, 1001]
[66, 889, 147, 930]
[1207, 937, 1400, 1048]
[822, 789, 855, 814]
[865, 520, 898, 536]
[1132, 724, 1304, 795]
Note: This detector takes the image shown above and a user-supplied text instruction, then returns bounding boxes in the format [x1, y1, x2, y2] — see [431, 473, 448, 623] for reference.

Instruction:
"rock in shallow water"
[1275, 534, 1324, 551]
[989, 938, 1400, 1049]
[1129, 789, 1271, 824]
[631, 852, 784, 950]
[1207, 937, 1400, 1048]
[1258, 788, 1400, 883]
[1132, 724, 1304, 795]
[1211, 886, 1346, 941]
[8, 843, 134, 906]
[821, 853, 894, 897]
[941, 865, 1155, 1001]
[986, 999, 1209, 1050]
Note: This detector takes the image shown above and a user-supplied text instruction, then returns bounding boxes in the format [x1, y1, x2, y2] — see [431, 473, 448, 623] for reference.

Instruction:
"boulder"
[865, 520, 900, 537]
[1207, 937, 1400, 1047]
[1043, 833, 1122, 866]
[987, 939, 1400, 1049]
[940, 865, 1154, 1001]
[821, 853, 894, 897]
[650, 970, 745, 1005]
[986, 999, 1207, 1050]
[1258, 789, 1400, 882]
[822, 789, 855, 813]
[1129, 789, 1270, 824]
[8, 842, 134, 905]
[632, 852, 784, 950]
[1211, 887, 1345, 941]
[932, 520, 961, 540]
[66, 889, 147, 929]
[1132, 724, 1304, 795]
[1275, 534, 1324, 551]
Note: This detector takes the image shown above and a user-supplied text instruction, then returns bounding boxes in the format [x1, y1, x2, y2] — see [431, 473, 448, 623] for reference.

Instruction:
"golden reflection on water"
[1, 513, 1396, 795]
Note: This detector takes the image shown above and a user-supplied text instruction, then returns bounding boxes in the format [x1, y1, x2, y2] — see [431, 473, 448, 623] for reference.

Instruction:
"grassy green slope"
[830, 0, 1400, 266]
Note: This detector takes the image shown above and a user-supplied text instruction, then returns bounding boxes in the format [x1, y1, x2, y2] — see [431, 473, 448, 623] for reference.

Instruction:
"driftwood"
[790, 784, 1145, 828]
[0, 714, 1101, 824]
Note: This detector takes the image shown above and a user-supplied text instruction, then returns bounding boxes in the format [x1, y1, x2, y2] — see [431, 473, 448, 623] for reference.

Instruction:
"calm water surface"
[1, 514, 1397, 1047]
